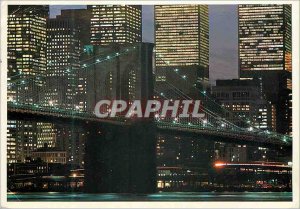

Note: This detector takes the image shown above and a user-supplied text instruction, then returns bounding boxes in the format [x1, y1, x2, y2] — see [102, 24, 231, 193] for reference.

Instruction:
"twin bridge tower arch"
[83, 43, 154, 112]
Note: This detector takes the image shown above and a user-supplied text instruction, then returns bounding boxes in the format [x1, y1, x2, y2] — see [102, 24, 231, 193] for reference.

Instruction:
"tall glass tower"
[154, 5, 209, 92]
[239, 4, 291, 73]
[8, 5, 48, 104]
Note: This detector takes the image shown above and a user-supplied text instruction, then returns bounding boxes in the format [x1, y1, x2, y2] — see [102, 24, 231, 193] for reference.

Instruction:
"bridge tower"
[84, 43, 157, 193]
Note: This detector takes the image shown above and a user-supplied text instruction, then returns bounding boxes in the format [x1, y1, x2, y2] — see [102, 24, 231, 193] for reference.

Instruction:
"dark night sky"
[49, 5, 238, 84]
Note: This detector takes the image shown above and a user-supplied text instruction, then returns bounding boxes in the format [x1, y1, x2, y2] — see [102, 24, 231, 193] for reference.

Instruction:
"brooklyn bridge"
[7, 43, 292, 193]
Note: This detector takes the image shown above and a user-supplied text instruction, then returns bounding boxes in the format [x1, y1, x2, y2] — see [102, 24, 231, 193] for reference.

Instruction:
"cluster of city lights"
[6, 46, 291, 143]
[155, 52, 291, 142]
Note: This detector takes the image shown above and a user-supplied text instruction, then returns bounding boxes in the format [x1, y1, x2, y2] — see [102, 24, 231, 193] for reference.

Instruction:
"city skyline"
[5, 4, 293, 202]
[7, 4, 293, 166]
[49, 5, 238, 84]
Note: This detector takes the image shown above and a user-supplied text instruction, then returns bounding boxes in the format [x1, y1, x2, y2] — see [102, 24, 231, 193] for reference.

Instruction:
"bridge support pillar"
[84, 120, 157, 193]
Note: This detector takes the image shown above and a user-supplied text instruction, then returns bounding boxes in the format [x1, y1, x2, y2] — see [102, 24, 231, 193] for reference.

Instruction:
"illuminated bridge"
[7, 101, 291, 148]
[7, 43, 292, 148]
[7, 43, 292, 193]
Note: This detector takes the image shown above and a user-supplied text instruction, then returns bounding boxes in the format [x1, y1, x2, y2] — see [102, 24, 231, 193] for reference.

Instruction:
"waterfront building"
[32, 144, 67, 164]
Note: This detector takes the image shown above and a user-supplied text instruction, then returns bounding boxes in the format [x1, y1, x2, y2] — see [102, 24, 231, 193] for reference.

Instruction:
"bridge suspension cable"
[155, 52, 292, 143]
[8, 46, 137, 85]
[155, 80, 244, 132]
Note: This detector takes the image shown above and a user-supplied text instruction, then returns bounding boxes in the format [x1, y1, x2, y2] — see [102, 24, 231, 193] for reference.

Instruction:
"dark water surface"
[8, 192, 292, 201]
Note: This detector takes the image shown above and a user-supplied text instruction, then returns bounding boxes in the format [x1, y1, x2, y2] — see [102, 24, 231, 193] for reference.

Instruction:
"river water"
[8, 192, 292, 201]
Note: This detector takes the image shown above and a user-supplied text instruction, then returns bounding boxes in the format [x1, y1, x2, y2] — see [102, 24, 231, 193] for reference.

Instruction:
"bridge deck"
[7, 102, 292, 148]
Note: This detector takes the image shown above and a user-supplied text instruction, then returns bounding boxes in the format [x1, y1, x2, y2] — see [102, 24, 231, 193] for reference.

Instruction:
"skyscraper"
[8, 5, 48, 104]
[45, 9, 92, 167]
[155, 5, 209, 92]
[56, 9, 92, 111]
[238, 4, 292, 135]
[89, 5, 142, 45]
[45, 18, 81, 110]
[239, 5, 291, 73]
[57, 9, 92, 46]
[7, 6, 56, 163]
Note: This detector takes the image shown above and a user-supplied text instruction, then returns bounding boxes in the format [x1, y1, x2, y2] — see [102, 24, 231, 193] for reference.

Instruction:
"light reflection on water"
[8, 192, 292, 202]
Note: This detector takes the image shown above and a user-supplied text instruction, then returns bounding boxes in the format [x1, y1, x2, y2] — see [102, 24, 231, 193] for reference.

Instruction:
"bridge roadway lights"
[84, 119, 157, 193]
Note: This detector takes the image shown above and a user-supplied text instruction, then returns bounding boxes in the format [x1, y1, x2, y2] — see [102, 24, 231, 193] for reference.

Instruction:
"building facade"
[45, 18, 81, 110]
[155, 5, 209, 92]
[55, 125, 86, 167]
[239, 4, 291, 73]
[56, 9, 92, 111]
[89, 5, 142, 46]
[32, 145, 67, 164]
[57, 9, 92, 46]
[211, 78, 273, 131]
